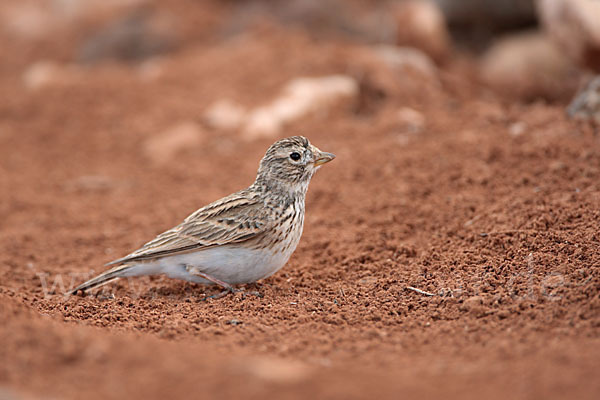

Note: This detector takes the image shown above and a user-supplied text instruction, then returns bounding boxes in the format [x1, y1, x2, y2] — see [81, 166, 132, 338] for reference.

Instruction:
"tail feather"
[70, 265, 133, 295]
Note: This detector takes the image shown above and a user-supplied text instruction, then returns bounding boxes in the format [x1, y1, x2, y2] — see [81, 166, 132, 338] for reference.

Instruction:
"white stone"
[372, 45, 437, 79]
[567, 76, 600, 123]
[204, 99, 247, 131]
[508, 121, 527, 137]
[243, 75, 358, 139]
[22, 61, 80, 89]
[394, 0, 451, 63]
[537, 0, 600, 69]
[397, 107, 426, 133]
[143, 121, 203, 165]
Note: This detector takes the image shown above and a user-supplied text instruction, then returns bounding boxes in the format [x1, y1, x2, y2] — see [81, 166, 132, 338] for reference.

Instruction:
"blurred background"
[1, 1, 600, 399]
[2, 0, 599, 108]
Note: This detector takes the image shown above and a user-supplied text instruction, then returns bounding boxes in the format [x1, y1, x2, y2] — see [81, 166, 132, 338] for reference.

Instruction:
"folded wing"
[105, 190, 270, 266]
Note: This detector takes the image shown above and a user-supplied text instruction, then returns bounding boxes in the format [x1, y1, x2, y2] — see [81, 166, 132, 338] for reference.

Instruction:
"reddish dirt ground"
[1, 3, 599, 399]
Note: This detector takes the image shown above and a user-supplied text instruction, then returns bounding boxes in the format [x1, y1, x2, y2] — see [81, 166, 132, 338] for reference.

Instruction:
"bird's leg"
[184, 265, 237, 300]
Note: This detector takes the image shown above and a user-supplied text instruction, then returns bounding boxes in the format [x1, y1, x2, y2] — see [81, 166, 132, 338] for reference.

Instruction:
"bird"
[70, 136, 335, 299]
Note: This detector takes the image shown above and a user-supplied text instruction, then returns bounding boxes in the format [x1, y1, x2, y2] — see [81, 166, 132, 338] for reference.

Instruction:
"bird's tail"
[69, 264, 134, 295]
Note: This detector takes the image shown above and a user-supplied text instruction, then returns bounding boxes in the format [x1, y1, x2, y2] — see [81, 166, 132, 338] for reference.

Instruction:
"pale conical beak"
[313, 148, 336, 167]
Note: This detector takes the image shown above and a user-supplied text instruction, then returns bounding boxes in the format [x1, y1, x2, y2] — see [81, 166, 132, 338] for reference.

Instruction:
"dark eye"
[289, 152, 301, 161]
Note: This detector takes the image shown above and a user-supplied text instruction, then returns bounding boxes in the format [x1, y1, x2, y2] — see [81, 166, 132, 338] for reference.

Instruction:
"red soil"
[0, 3, 599, 399]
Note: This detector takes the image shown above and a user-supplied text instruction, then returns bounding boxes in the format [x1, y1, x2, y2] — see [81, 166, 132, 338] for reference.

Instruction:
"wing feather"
[105, 190, 269, 266]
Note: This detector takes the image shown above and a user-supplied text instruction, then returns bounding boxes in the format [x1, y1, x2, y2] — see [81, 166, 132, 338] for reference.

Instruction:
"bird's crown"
[254, 136, 335, 193]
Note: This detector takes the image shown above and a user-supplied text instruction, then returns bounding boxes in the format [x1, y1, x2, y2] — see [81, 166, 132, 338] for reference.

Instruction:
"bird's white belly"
[119, 198, 305, 286]
[124, 245, 294, 285]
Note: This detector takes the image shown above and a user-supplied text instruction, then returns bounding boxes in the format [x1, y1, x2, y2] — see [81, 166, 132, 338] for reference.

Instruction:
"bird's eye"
[289, 152, 301, 161]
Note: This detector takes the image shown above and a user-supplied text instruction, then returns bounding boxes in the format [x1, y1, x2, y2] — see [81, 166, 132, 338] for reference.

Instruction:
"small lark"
[71, 136, 335, 299]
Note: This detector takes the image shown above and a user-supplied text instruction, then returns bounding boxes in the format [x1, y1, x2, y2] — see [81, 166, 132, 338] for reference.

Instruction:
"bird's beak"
[312, 146, 336, 167]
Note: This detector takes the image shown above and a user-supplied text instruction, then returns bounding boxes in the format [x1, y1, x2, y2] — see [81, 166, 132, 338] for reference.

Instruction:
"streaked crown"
[255, 136, 335, 190]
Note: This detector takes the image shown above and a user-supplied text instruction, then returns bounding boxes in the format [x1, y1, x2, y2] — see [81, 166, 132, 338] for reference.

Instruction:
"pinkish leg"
[185, 265, 237, 300]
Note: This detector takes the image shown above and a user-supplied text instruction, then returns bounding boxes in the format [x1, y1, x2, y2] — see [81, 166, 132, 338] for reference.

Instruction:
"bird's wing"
[105, 190, 270, 265]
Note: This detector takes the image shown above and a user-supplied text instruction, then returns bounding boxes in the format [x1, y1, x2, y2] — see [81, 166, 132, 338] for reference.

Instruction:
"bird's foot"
[184, 265, 264, 301]
[201, 286, 239, 301]
[185, 264, 239, 301]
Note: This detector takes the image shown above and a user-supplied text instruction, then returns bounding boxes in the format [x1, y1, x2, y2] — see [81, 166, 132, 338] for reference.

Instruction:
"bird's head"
[255, 136, 335, 192]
